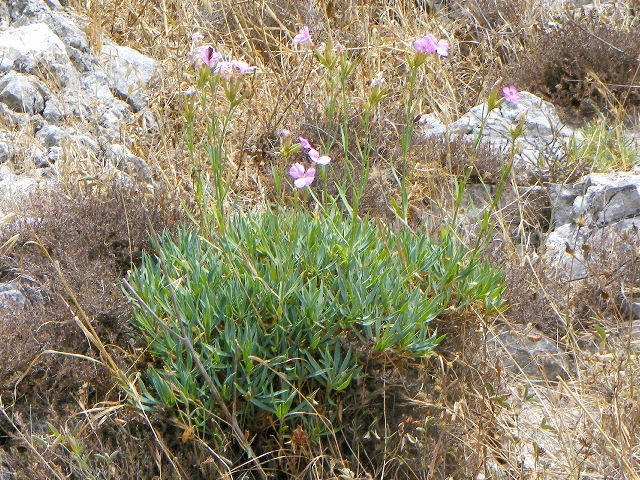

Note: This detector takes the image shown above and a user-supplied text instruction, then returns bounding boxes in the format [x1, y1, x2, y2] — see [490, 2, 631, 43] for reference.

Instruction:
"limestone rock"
[0, 135, 12, 163]
[543, 173, 640, 280]
[101, 42, 158, 112]
[0, 281, 27, 311]
[42, 97, 65, 123]
[421, 92, 579, 185]
[487, 326, 571, 381]
[0, 23, 71, 84]
[0, 164, 42, 198]
[547, 181, 587, 228]
[0, 0, 160, 188]
[0, 72, 46, 114]
[572, 172, 640, 227]
[108, 144, 153, 184]
[36, 124, 68, 147]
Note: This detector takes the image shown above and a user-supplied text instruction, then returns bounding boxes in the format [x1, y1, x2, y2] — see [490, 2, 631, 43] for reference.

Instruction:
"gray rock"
[0, 281, 27, 311]
[418, 113, 446, 139]
[108, 144, 153, 184]
[36, 124, 68, 147]
[543, 172, 640, 280]
[421, 92, 579, 185]
[0, 103, 31, 127]
[0, 463, 14, 480]
[0, 3, 10, 29]
[46, 146, 63, 164]
[547, 181, 587, 228]
[101, 42, 157, 112]
[543, 222, 587, 279]
[0, 72, 45, 114]
[0, 23, 71, 84]
[74, 134, 101, 154]
[0, 137, 12, 163]
[572, 172, 640, 227]
[42, 97, 65, 123]
[488, 326, 570, 381]
[0, 0, 159, 188]
[0, 164, 38, 198]
[40, 10, 89, 52]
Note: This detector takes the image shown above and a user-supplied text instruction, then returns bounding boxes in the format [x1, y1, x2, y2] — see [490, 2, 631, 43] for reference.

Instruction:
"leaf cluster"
[126, 208, 504, 441]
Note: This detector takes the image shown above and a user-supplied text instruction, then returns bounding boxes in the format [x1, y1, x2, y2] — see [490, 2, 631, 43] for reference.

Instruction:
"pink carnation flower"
[436, 39, 449, 57]
[298, 136, 312, 150]
[289, 163, 316, 188]
[308, 148, 331, 166]
[231, 60, 257, 74]
[200, 46, 222, 68]
[293, 26, 312, 46]
[502, 86, 520, 104]
[213, 60, 234, 79]
[192, 32, 204, 47]
[413, 34, 437, 54]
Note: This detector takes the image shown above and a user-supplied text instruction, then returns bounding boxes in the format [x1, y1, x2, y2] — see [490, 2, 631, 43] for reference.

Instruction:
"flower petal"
[289, 163, 305, 179]
[414, 34, 437, 54]
[293, 26, 311, 45]
[294, 177, 308, 188]
[502, 86, 520, 104]
[436, 39, 449, 57]
[298, 136, 312, 150]
[304, 167, 316, 185]
[200, 46, 222, 67]
[231, 60, 257, 74]
[307, 148, 320, 162]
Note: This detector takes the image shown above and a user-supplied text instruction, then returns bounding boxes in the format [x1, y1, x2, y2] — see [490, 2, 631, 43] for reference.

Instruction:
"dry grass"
[1, 0, 640, 478]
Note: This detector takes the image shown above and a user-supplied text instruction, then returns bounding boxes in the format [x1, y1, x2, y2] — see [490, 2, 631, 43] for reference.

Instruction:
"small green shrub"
[126, 208, 503, 441]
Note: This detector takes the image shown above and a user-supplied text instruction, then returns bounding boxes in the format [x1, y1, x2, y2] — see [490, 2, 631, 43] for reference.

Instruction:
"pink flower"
[289, 163, 316, 188]
[213, 60, 234, 79]
[192, 32, 204, 47]
[231, 60, 257, 74]
[183, 86, 197, 96]
[298, 136, 312, 150]
[502, 86, 520, 104]
[200, 46, 222, 68]
[371, 72, 385, 88]
[413, 34, 437, 54]
[436, 39, 449, 57]
[308, 148, 331, 166]
[293, 26, 312, 46]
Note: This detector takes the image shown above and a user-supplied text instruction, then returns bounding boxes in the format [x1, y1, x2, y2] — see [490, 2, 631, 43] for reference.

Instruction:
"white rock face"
[0, 281, 27, 311]
[543, 172, 640, 282]
[0, 164, 40, 198]
[108, 144, 154, 183]
[0, 23, 71, 77]
[420, 92, 579, 184]
[101, 42, 158, 111]
[0, 71, 47, 114]
[0, 0, 158, 184]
